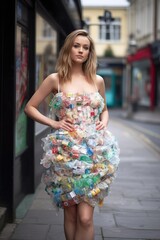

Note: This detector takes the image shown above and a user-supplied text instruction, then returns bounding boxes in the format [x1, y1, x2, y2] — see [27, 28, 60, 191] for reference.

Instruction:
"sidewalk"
[121, 108, 160, 124]
[1, 119, 160, 240]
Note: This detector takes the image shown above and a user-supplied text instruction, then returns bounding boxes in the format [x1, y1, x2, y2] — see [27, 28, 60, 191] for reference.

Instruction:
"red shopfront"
[127, 46, 155, 110]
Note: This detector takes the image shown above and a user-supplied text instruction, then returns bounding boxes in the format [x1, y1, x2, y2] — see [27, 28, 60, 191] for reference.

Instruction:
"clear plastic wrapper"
[41, 92, 120, 209]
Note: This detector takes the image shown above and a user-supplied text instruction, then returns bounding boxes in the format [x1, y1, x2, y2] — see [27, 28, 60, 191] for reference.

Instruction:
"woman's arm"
[24, 73, 57, 127]
[96, 75, 109, 130]
[24, 73, 74, 131]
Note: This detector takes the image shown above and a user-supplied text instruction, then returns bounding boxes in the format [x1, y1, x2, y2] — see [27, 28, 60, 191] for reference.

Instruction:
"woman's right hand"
[52, 118, 74, 131]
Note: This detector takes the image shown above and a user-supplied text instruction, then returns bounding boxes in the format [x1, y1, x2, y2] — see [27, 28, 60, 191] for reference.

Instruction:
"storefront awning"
[127, 46, 152, 63]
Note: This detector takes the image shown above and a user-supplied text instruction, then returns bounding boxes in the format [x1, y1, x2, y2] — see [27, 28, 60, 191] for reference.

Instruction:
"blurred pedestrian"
[131, 81, 139, 112]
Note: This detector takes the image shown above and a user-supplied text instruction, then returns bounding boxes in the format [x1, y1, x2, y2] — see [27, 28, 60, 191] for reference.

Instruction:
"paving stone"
[30, 199, 55, 211]
[11, 223, 49, 240]
[16, 195, 35, 219]
[94, 213, 116, 227]
[104, 239, 144, 240]
[23, 210, 64, 225]
[114, 211, 148, 217]
[34, 186, 48, 199]
[147, 211, 160, 217]
[46, 225, 65, 240]
[0, 223, 16, 240]
[94, 226, 102, 235]
[139, 200, 160, 210]
[102, 227, 160, 239]
[123, 188, 160, 198]
[46, 224, 102, 239]
[101, 197, 143, 212]
[115, 215, 160, 229]
[94, 236, 103, 240]
[111, 180, 144, 188]
[151, 192, 160, 198]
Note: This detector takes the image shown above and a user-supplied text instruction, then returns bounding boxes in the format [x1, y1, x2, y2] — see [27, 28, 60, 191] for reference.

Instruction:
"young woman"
[25, 29, 120, 240]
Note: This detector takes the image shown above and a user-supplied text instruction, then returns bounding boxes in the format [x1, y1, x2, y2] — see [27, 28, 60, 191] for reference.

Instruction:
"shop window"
[15, 3, 29, 156]
[35, 13, 57, 134]
[43, 22, 53, 38]
[132, 60, 150, 107]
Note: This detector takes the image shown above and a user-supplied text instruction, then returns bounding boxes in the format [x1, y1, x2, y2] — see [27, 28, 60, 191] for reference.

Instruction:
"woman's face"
[70, 35, 90, 64]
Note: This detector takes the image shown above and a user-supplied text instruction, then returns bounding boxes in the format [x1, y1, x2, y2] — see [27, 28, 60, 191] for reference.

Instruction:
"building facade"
[0, 0, 82, 225]
[82, 1, 129, 107]
[126, 0, 160, 111]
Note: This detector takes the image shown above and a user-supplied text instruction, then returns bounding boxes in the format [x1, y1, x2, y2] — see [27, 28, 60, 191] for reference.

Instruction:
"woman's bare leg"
[64, 205, 77, 240]
[75, 202, 94, 240]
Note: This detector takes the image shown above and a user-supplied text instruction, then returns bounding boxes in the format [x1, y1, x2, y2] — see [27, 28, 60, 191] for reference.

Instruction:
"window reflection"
[35, 13, 57, 134]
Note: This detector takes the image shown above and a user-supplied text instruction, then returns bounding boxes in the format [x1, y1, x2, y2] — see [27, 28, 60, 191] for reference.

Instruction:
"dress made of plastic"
[41, 91, 120, 209]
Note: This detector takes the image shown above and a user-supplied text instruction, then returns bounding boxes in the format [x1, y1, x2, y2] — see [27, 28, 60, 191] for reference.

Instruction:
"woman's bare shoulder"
[44, 73, 59, 90]
[95, 74, 104, 87]
[47, 72, 59, 82]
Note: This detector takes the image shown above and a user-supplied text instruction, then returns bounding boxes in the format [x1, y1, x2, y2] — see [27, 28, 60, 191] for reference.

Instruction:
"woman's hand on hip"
[96, 120, 106, 131]
[52, 119, 74, 131]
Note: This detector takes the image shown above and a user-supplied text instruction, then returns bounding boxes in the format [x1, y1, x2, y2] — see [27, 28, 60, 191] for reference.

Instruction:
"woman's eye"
[73, 45, 89, 50]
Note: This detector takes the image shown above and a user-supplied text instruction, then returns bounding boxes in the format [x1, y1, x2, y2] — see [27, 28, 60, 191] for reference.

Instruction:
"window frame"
[99, 17, 121, 42]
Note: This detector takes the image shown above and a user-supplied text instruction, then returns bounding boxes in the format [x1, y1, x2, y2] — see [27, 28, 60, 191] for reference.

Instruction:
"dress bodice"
[49, 92, 105, 125]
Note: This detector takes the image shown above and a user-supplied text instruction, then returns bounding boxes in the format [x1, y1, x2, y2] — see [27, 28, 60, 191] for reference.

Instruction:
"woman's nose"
[78, 47, 83, 52]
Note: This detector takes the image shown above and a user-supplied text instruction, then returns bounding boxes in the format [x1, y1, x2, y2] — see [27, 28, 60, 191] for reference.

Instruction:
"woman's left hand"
[96, 120, 106, 130]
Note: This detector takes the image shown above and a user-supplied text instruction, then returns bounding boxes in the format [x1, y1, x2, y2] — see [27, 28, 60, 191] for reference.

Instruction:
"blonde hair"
[55, 29, 97, 83]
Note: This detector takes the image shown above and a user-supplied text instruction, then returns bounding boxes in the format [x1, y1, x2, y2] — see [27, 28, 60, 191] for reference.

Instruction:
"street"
[118, 119, 160, 154]
[1, 113, 160, 240]
[100, 117, 160, 239]
[109, 109, 160, 154]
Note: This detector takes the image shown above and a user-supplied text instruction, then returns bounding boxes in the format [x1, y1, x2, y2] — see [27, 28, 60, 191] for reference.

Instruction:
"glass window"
[103, 75, 114, 106]
[43, 22, 53, 38]
[84, 17, 90, 33]
[99, 18, 121, 41]
[15, 3, 29, 156]
[132, 60, 150, 107]
[35, 13, 57, 134]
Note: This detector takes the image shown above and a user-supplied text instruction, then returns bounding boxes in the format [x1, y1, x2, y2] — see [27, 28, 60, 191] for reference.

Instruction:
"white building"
[127, 0, 160, 111]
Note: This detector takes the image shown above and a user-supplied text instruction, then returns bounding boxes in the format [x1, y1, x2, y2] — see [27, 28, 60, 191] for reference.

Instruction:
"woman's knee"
[78, 214, 93, 228]
[77, 202, 94, 227]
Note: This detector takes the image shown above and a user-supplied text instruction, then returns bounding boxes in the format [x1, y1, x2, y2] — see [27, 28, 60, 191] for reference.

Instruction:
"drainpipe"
[150, 0, 157, 110]
[153, 0, 157, 41]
